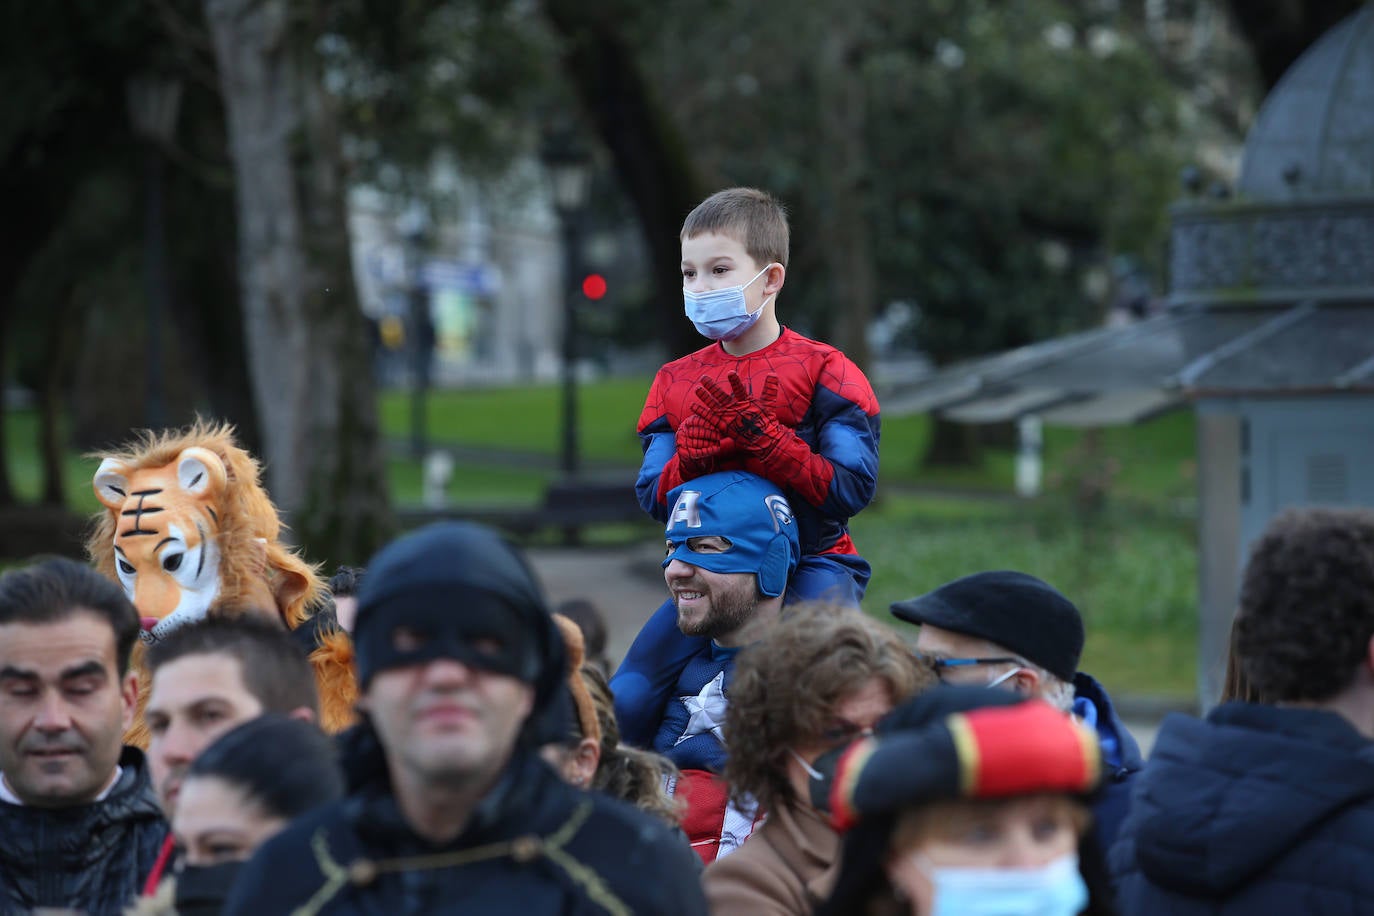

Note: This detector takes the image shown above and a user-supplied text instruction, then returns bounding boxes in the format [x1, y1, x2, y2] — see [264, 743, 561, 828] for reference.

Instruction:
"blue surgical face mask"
[921, 852, 1088, 916]
[683, 264, 775, 341]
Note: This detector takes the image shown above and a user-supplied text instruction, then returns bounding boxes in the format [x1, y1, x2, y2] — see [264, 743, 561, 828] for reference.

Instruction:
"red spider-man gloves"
[676, 411, 735, 479]
[691, 372, 828, 504]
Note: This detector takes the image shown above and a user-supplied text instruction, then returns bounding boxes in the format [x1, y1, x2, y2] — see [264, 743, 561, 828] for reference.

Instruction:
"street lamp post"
[540, 129, 593, 481]
[399, 203, 432, 460]
[126, 75, 183, 430]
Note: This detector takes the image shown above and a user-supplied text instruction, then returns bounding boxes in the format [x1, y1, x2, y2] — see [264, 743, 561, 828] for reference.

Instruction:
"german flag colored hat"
[813, 686, 1103, 916]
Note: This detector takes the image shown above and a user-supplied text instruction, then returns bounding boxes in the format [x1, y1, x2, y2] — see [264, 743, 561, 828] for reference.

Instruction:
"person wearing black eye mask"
[222, 521, 707, 916]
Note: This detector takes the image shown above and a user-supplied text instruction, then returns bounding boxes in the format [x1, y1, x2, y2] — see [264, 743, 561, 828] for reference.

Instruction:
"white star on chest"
[675, 670, 728, 746]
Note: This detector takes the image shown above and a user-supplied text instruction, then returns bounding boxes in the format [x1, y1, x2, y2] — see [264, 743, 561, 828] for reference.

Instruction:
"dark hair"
[1236, 507, 1374, 702]
[1219, 613, 1261, 704]
[555, 599, 608, 669]
[145, 615, 320, 717]
[0, 557, 139, 674]
[681, 187, 790, 268]
[187, 714, 343, 820]
[581, 664, 682, 825]
[329, 566, 364, 598]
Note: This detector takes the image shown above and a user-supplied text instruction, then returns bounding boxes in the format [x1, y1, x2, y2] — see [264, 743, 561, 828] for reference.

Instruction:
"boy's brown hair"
[681, 187, 790, 268]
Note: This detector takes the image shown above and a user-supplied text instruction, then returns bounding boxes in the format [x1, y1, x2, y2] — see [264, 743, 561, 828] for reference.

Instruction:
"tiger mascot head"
[86, 421, 358, 746]
[87, 420, 323, 638]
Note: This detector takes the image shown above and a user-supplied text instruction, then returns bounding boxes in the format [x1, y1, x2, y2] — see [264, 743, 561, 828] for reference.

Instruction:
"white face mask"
[789, 748, 824, 781]
[921, 852, 1088, 916]
[987, 665, 1024, 690]
[683, 265, 775, 341]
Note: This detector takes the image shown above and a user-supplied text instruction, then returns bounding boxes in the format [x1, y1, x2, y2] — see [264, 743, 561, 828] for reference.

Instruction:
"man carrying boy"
[649, 470, 801, 863]
[617, 187, 881, 742]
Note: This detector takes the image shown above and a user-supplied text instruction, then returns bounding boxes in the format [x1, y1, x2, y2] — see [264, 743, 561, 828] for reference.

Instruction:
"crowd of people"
[2, 187, 1372, 915]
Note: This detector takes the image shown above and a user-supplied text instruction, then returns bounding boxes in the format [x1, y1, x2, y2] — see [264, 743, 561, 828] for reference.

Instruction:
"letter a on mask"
[669, 490, 703, 529]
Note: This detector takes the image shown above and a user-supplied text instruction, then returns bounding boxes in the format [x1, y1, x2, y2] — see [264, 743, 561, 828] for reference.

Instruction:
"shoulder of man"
[222, 799, 358, 914]
[558, 788, 708, 916]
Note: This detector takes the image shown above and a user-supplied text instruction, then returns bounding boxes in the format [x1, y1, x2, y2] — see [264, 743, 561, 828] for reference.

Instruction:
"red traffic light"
[582, 273, 608, 301]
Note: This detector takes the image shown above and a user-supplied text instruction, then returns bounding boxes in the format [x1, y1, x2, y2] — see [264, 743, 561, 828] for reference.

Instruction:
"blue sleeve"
[635, 417, 677, 522]
[812, 384, 881, 519]
[611, 598, 706, 746]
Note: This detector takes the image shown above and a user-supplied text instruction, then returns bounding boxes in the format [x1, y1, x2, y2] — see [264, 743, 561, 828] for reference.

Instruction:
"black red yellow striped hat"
[825, 687, 1102, 832]
[813, 686, 1104, 916]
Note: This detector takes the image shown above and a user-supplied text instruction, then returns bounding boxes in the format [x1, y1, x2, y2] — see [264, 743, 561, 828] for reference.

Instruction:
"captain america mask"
[662, 471, 800, 598]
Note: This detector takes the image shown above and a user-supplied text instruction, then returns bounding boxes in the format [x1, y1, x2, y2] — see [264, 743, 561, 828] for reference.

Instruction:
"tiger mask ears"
[93, 446, 229, 511]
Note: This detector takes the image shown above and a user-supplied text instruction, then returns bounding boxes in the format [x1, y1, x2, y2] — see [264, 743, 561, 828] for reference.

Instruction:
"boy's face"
[681, 231, 778, 311]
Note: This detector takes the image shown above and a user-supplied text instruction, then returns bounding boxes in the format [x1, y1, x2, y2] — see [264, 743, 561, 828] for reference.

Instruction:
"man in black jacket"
[1112, 507, 1374, 915]
[0, 557, 167, 915]
[227, 521, 707, 915]
[891, 570, 1143, 856]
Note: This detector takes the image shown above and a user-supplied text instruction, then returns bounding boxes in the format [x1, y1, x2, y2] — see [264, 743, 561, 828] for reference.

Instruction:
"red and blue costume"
[635, 327, 880, 554]
[615, 328, 880, 744]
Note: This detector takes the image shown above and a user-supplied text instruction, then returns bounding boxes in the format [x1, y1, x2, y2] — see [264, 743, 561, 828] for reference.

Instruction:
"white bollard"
[423, 450, 456, 509]
[1015, 416, 1043, 498]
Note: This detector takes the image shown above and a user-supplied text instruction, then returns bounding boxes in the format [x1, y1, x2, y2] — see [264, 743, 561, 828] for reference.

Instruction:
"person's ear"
[763, 262, 785, 297]
[287, 705, 317, 725]
[1012, 667, 1041, 697]
[120, 670, 139, 733]
[570, 737, 601, 789]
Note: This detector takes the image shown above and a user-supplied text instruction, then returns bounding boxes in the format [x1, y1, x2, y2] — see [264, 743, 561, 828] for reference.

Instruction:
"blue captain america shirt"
[652, 641, 740, 774]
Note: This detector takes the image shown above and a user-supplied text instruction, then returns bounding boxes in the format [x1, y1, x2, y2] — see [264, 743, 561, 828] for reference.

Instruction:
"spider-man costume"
[614, 328, 880, 744]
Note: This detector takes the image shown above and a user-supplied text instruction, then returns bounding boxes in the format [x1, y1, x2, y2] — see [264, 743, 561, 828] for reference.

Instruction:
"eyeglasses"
[925, 655, 1022, 671]
[915, 654, 1025, 681]
[817, 719, 876, 745]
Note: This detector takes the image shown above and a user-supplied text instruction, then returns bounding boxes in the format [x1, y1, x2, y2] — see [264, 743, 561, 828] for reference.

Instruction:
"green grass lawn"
[2, 408, 103, 514]
[380, 380, 1197, 494]
[855, 495, 1197, 699]
[379, 380, 1200, 696]
[6, 381, 1201, 696]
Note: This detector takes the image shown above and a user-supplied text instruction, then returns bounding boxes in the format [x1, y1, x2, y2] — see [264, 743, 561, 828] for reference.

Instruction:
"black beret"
[890, 570, 1084, 682]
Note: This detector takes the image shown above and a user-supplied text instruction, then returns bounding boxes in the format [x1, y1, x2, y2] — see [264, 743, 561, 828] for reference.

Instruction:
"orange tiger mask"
[87, 421, 357, 743]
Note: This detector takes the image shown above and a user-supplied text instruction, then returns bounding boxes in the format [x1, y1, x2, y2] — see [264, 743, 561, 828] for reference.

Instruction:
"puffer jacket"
[1073, 672, 1143, 857]
[225, 748, 707, 915]
[0, 746, 168, 916]
[1111, 703, 1374, 914]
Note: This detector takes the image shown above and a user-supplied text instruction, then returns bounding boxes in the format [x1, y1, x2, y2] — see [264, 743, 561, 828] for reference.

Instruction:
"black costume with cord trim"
[223, 750, 706, 916]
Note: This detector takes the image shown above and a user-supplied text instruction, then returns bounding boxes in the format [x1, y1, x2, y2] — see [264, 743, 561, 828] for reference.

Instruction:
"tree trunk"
[204, 0, 393, 566]
[167, 159, 264, 455]
[922, 416, 982, 469]
[542, 0, 705, 360]
[37, 286, 78, 507]
[1224, 0, 1362, 90]
[0, 308, 13, 508]
[816, 29, 874, 370]
[0, 190, 64, 509]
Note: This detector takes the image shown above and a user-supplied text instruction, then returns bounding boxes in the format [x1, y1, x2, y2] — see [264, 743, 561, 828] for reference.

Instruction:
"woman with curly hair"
[704, 604, 932, 914]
